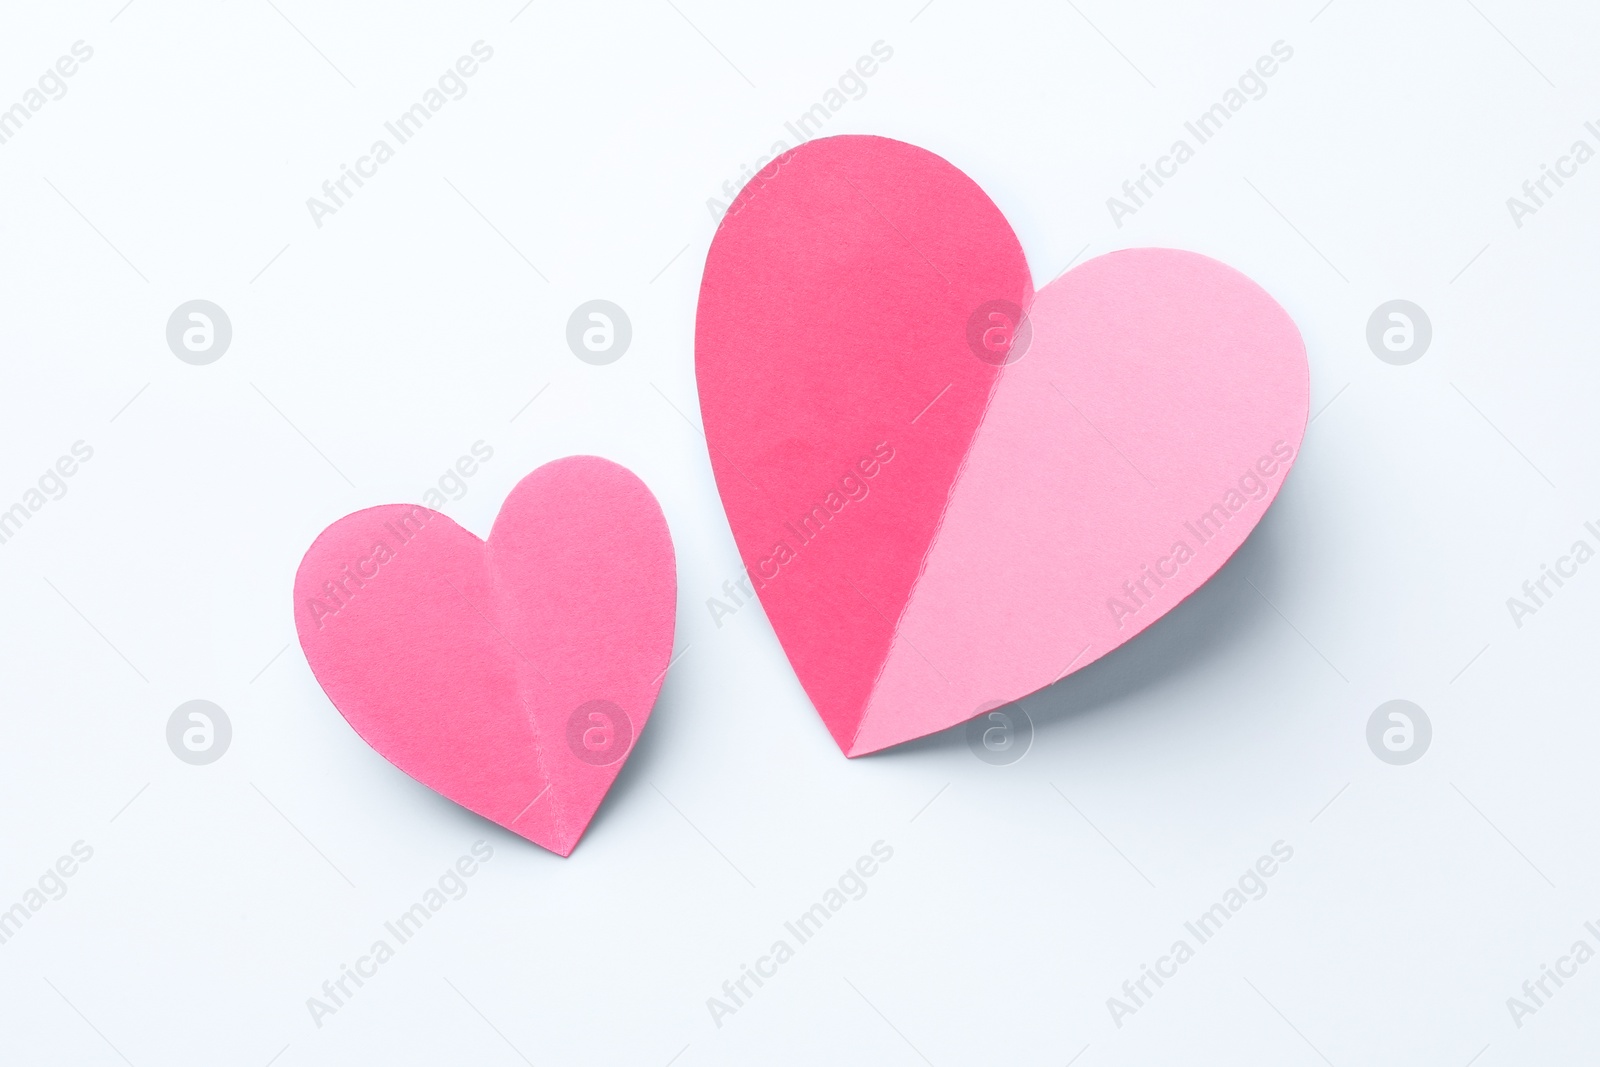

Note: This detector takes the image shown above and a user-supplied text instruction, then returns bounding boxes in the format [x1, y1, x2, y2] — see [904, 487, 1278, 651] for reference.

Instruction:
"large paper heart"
[696, 135, 1307, 756]
[293, 457, 675, 856]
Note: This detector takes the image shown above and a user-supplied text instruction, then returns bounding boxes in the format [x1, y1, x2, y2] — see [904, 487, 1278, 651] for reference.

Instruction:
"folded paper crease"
[696, 134, 1308, 756]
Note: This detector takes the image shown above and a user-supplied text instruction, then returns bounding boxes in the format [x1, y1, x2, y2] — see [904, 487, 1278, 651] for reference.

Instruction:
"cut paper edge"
[294, 457, 677, 856]
[698, 133, 1030, 753]
[696, 135, 1308, 758]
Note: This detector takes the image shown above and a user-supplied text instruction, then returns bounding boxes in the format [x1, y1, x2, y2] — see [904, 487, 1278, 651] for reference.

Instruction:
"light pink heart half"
[293, 457, 676, 856]
[696, 134, 1308, 756]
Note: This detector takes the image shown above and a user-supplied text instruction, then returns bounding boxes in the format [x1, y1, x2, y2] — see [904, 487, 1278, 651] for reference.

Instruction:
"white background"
[1, 1, 1597, 1064]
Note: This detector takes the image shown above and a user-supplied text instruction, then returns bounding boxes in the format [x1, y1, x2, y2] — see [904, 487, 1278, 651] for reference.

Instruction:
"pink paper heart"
[696, 135, 1307, 756]
[293, 457, 675, 856]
